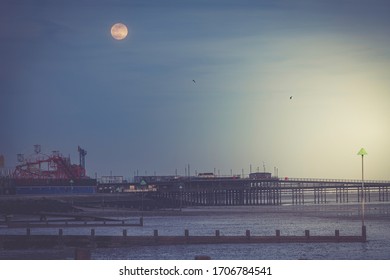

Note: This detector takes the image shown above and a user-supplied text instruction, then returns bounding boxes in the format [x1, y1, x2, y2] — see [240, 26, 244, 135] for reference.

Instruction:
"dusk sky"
[1, 0, 390, 180]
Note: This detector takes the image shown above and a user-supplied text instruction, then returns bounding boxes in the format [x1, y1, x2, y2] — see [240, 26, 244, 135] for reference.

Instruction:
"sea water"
[91, 203, 390, 260]
[1, 203, 389, 260]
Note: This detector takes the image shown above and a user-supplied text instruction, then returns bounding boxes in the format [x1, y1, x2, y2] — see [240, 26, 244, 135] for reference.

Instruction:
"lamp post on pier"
[70, 179, 74, 212]
[179, 185, 183, 212]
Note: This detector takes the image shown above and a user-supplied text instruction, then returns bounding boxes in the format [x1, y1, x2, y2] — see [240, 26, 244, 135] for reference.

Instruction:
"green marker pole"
[361, 153, 365, 227]
[357, 148, 367, 227]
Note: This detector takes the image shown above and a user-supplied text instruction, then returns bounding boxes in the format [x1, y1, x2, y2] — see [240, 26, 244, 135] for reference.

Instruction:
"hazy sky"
[1, 0, 390, 180]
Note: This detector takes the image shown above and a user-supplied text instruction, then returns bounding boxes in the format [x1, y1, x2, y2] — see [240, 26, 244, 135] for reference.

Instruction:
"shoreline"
[61, 202, 390, 222]
[1, 202, 389, 224]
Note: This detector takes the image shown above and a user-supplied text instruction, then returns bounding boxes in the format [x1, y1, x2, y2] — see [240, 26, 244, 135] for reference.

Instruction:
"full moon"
[110, 23, 128, 40]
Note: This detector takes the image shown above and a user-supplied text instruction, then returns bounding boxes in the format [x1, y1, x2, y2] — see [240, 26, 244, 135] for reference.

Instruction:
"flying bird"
[290, 96, 293, 99]
[192, 79, 196, 84]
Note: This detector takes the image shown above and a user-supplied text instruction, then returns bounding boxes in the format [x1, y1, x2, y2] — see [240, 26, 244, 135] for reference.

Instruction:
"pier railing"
[278, 177, 390, 184]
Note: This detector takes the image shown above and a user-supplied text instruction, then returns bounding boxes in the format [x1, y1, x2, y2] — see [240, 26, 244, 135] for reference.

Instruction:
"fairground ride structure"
[13, 145, 88, 180]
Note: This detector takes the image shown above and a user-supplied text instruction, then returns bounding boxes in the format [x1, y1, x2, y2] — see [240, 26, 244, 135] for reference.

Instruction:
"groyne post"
[140, 217, 144, 226]
[195, 255, 211, 260]
[58, 228, 64, 247]
[89, 228, 96, 247]
[246, 230, 251, 239]
[74, 248, 91, 260]
[123, 229, 127, 237]
[26, 228, 31, 236]
[362, 226, 367, 242]
[305, 230, 310, 239]
[215, 230, 220, 238]
[154, 229, 159, 244]
[335, 230, 340, 242]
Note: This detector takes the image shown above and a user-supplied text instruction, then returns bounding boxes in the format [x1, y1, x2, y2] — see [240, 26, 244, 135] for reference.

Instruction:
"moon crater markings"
[111, 23, 128, 40]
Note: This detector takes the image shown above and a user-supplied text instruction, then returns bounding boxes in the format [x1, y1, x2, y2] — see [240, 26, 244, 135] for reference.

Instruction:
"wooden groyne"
[3, 217, 144, 228]
[0, 226, 367, 249]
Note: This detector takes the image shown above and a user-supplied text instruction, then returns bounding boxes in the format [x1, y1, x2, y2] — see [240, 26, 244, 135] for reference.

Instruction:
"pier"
[150, 177, 390, 207]
[2, 176, 390, 210]
[1, 178, 388, 212]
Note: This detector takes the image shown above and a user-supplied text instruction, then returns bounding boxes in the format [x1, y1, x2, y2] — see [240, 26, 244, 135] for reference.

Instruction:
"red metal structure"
[13, 146, 87, 180]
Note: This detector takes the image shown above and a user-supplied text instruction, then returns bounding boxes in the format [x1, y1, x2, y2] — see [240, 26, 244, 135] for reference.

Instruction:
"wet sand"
[73, 202, 390, 221]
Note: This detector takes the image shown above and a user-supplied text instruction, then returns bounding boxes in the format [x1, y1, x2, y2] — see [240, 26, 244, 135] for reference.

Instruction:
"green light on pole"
[357, 148, 367, 227]
[357, 148, 367, 157]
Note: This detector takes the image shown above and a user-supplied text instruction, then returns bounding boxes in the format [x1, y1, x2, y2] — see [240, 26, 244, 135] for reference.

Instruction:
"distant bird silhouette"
[192, 79, 196, 84]
[290, 96, 293, 99]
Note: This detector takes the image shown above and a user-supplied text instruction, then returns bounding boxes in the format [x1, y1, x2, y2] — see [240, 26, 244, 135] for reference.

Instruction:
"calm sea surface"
[1, 203, 389, 260]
